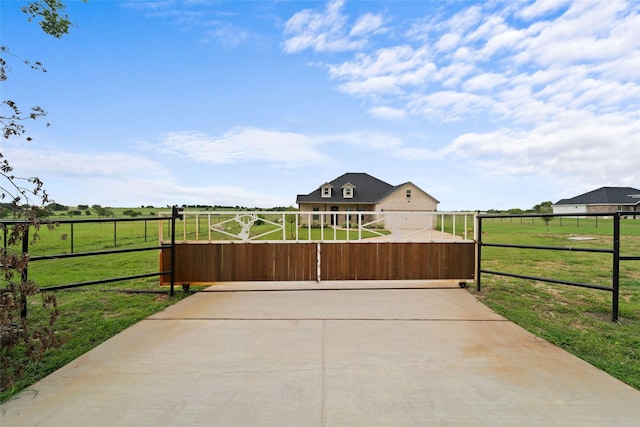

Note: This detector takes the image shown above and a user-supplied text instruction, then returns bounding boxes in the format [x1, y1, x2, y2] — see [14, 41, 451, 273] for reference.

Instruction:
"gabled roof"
[555, 187, 640, 206]
[383, 181, 440, 204]
[296, 173, 395, 204]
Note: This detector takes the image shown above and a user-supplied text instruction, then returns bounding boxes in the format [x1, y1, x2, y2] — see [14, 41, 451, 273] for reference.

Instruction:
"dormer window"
[342, 183, 355, 199]
[321, 183, 333, 198]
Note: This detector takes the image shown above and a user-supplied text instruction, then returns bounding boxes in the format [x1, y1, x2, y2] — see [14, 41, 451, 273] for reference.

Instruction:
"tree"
[47, 202, 68, 211]
[534, 201, 554, 234]
[1, 0, 80, 396]
[92, 205, 114, 217]
[533, 201, 553, 213]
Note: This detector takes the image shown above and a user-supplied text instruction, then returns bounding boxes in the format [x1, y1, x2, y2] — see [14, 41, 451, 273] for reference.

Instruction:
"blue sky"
[2, 0, 639, 211]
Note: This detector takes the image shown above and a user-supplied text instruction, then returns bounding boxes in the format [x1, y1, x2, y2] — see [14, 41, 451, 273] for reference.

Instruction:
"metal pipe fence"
[476, 212, 639, 322]
[1, 208, 183, 318]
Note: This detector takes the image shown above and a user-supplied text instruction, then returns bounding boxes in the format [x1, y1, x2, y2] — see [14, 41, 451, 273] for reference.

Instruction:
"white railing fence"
[158, 210, 477, 243]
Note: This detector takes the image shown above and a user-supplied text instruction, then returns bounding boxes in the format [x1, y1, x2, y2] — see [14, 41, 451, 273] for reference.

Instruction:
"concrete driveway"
[2, 280, 640, 426]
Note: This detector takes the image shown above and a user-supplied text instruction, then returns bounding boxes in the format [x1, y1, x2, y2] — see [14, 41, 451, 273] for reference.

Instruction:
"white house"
[296, 172, 439, 227]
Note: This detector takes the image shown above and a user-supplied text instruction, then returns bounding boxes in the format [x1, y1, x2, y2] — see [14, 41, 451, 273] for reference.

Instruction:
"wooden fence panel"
[160, 242, 317, 284]
[161, 241, 474, 285]
[319, 242, 474, 280]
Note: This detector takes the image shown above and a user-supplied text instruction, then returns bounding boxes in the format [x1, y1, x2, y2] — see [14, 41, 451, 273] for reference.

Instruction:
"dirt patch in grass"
[585, 311, 625, 324]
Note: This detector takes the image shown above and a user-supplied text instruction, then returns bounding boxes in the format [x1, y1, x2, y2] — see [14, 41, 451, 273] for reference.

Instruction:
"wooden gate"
[160, 241, 474, 285]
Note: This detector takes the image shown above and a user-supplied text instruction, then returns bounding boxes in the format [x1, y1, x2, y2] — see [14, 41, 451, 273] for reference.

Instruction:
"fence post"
[282, 213, 286, 240]
[612, 212, 620, 322]
[170, 206, 183, 296]
[476, 214, 482, 292]
[21, 227, 29, 319]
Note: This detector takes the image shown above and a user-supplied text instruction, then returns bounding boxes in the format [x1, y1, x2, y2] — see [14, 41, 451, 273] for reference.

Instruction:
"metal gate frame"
[476, 211, 640, 322]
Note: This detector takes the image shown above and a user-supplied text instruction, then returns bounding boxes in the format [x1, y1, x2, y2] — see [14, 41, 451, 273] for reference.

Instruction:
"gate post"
[476, 213, 482, 292]
[612, 212, 620, 322]
[21, 227, 29, 319]
[170, 206, 184, 297]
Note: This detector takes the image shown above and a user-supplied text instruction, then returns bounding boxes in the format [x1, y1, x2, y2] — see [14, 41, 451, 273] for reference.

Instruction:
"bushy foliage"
[1, 0, 81, 395]
[92, 205, 114, 217]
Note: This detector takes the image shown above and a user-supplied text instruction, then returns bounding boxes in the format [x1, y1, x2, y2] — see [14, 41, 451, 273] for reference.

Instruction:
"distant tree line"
[486, 201, 553, 215]
[179, 204, 297, 211]
[2, 201, 558, 220]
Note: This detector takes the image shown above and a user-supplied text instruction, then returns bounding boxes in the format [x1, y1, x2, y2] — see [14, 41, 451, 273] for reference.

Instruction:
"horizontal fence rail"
[476, 212, 639, 322]
[1, 208, 184, 318]
[158, 210, 477, 243]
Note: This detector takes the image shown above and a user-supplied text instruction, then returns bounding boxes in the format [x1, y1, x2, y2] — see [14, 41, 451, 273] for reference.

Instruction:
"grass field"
[1, 212, 639, 403]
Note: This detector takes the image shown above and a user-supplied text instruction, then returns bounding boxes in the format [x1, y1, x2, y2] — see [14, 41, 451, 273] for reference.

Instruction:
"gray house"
[296, 172, 439, 226]
[553, 187, 640, 217]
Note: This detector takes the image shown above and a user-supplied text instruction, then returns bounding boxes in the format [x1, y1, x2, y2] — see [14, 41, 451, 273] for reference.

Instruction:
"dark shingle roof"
[555, 187, 640, 206]
[296, 173, 395, 204]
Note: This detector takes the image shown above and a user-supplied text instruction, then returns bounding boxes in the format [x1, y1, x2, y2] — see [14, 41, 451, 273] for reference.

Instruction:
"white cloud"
[287, 0, 640, 131]
[518, 1, 640, 67]
[282, 0, 368, 53]
[598, 50, 640, 82]
[202, 22, 249, 48]
[518, 0, 572, 20]
[435, 32, 461, 52]
[279, 0, 639, 191]
[0, 146, 176, 206]
[327, 130, 404, 151]
[442, 111, 640, 188]
[0, 143, 296, 208]
[149, 127, 437, 173]
[393, 147, 438, 161]
[154, 128, 330, 167]
[434, 62, 476, 87]
[350, 13, 385, 37]
[447, 5, 484, 34]
[462, 72, 507, 92]
[478, 26, 526, 58]
[3, 147, 168, 179]
[329, 45, 435, 96]
[368, 106, 406, 120]
[407, 91, 493, 122]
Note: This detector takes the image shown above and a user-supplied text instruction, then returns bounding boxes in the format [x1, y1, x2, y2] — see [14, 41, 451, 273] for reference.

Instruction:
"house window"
[321, 185, 331, 198]
[342, 183, 355, 199]
[406, 189, 412, 198]
[312, 207, 319, 221]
